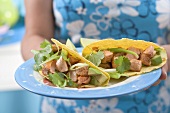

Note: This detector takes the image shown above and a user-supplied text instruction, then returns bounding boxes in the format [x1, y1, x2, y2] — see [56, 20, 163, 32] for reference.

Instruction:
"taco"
[82, 38, 167, 79]
[32, 38, 110, 88]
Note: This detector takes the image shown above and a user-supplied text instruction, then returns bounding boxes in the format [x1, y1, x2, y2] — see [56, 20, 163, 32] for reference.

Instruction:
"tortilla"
[51, 38, 110, 86]
[82, 38, 167, 76]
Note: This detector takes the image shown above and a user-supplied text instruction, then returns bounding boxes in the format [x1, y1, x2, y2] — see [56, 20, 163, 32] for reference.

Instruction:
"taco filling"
[32, 39, 109, 88]
[82, 38, 167, 79]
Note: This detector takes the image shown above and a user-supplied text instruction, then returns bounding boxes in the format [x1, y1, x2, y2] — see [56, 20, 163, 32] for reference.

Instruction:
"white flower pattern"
[66, 20, 100, 43]
[55, 99, 77, 107]
[41, 98, 57, 113]
[103, 0, 141, 17]
[156, 0, 170, 29]
[53, 2, 63, 27]
[90, 6, 112, 30]
[74, 98, 123, 113]
[76, 7, 87, 15]
[90, 0, 102, 4]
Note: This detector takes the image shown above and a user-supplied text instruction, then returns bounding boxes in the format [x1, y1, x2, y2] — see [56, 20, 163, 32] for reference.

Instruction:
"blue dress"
[41, 0, 170, 113]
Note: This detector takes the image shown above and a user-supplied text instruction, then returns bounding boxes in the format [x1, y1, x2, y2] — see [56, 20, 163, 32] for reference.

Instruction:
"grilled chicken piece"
[112, 52, 125, 68]
[128, 47, 142, 55]
[69, 71, 78, 82]
[140, 53, 151, 66]
[143, 46, 156, 58]
[69, 66, 89, 82]
[44, 60, 53, 69]
[130, 59, 142, 72]
[126, 54, 137, 60]
[42, 68, 49, 76]
[77, 76, 91, 85]
[75, 66, 89, 76]
[99, 63, 111, 69]
[52, 44, 62, 52]
[68, 54, 80, 65]
[111, 56, 119, 68]
[101, 50, 114, 63]
[125, 47, 142, 60]
[42, 61, 54, 75]
[50, 60, 57, 73]
[140, 46, 156, 66]
[56, 56, 68, 72]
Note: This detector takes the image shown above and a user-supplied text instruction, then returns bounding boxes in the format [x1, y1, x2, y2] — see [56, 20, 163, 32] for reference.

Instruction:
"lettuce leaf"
[48, 73, 67, 87]
[48, 72, 77, 88]
[86, 51, 104, 66]
[114, 56, 130, 74]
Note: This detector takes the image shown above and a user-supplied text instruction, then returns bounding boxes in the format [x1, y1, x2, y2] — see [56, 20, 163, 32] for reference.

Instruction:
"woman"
[22, 0, 170, 113]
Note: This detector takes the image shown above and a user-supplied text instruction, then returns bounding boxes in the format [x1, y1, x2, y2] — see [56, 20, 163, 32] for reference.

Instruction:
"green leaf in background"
[114, 56, 130, 74]
[0, 0, 19, 27]
[86, 51, 104, 66]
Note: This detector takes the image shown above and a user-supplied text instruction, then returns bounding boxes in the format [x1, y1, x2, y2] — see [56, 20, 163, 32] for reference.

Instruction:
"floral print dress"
[40, 0, 170, 113]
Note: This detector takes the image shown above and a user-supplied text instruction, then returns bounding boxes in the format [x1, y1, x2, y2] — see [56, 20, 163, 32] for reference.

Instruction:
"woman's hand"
[153, 45, 170, 86]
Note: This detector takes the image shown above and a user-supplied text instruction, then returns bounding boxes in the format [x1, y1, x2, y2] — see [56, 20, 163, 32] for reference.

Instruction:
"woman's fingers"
[152, 63, 168, 86]
[152, 79, 161, 86]
[160, 63, 168, 80]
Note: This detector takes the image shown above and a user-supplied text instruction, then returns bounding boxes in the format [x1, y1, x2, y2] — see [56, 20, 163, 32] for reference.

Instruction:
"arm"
[21, 0, 55, 61]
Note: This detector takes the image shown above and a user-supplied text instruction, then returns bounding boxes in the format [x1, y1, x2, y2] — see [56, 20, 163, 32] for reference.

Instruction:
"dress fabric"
[41, 0, 170, 113]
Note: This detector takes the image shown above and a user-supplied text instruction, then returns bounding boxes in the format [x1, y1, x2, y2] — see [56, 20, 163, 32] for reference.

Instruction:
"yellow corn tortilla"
[82, 38, 167, 76]
[51, 38, 110, 86]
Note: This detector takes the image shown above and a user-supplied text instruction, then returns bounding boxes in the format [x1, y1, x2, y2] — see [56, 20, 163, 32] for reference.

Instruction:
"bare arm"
[21, 0, 55, 61]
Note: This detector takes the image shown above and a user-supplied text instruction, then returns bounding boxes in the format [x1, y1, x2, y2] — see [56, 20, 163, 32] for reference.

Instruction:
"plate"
[15, 48, 161, 99]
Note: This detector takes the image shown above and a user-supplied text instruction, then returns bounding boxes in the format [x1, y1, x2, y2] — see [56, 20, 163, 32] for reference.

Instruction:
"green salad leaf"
[48, 72, 77, 88]
[39, 52, 60, 65]
[32, 50, 50, 65]
[48, 73, 67, 88]
[86, 51, 104, 66]
[31, 40, 56, 71]
[114, 56, 130, 74]
[88, 68, 107, 85]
